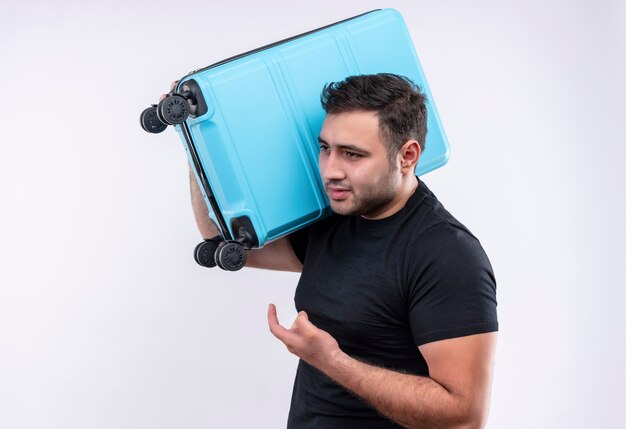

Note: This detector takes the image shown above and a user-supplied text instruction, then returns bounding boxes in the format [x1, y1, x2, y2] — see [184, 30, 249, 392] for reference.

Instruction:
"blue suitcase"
[141, 9, 450, 271]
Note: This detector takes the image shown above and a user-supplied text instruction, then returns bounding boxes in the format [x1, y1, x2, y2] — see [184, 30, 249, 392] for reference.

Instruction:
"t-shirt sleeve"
[406, 223, 498, 346]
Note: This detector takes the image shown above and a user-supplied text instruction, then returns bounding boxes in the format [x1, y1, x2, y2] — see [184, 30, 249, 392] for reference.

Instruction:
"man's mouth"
[326, 186, 351, 201]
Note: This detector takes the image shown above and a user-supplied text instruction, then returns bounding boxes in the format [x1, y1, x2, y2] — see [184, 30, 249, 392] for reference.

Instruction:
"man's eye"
[345, 151, 361, 159]
[319, 145, 330, 152]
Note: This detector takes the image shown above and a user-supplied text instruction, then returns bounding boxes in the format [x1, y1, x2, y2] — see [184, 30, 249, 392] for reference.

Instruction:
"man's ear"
[399, 140, 421, 174]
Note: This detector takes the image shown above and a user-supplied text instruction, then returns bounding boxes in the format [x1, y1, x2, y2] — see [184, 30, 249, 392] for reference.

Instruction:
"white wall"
[1, 0, 624, 427]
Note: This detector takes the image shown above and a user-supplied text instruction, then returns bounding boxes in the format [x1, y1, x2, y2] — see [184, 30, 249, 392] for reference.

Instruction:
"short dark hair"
[320, 73, 428, 162]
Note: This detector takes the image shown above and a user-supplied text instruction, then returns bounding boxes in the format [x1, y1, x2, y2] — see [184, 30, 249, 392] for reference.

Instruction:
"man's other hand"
[268, 304, 341, 368]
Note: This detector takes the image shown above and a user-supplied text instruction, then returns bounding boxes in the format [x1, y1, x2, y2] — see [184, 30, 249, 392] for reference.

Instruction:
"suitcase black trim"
[180, 10, 381, 80]
[231, 216, 258, 248]
[180, 122, 233, 242]
[180, 79, 208, 119]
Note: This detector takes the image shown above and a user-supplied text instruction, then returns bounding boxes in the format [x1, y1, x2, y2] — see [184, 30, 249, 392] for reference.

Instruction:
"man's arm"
[188, 167, 302, 272]
[189, 166, 219, 239]
[268, 304, 496, 429]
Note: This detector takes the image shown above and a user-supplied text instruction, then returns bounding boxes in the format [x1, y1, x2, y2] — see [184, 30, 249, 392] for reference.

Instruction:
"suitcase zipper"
[183, 10, 381, 78]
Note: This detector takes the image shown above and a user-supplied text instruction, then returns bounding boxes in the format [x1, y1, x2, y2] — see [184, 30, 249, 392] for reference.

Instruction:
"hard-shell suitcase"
[141, 9, 450, 271]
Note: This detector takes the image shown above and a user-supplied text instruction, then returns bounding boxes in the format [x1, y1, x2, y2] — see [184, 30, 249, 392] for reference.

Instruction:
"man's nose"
[320, 151, 346, 181]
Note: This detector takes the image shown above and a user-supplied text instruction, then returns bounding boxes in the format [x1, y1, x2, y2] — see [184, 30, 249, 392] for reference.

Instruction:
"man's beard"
[326, 166, 398, 217]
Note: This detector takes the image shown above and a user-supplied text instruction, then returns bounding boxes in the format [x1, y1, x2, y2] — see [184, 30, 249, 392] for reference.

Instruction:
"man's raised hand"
[267, 304, 341, 369]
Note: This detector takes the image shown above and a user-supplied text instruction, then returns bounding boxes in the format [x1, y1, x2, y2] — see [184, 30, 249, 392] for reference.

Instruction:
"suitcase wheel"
[215, 241, 247, 271]
[140, 105, 167, 134]
[194, 238, 220, 268]
[157, 94, 190, 125]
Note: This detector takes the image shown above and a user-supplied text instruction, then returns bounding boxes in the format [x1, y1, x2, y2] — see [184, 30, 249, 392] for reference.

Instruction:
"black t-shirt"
[287, 179, 498, 428]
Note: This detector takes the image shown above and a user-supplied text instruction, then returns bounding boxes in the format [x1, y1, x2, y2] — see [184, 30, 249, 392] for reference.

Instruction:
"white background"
[1, 0, 625, 428]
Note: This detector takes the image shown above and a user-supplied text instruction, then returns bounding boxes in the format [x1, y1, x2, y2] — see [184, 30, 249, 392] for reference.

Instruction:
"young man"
[188, 74, 498, 429]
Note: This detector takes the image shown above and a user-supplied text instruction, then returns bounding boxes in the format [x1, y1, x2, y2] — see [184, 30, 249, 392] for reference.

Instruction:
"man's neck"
[361, 176, 419, 220]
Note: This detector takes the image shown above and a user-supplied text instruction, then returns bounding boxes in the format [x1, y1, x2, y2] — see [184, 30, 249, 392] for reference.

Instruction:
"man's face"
[318, 111, 402, 219]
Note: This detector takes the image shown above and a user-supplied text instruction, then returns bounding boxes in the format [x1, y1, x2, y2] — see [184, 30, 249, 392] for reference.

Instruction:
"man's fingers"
[268, 303, 290, 340]
[268, 305, 320, 347]
[294, 311, 316, 331]
[159, 81, 180, 101]
[268, 303, 279, 326]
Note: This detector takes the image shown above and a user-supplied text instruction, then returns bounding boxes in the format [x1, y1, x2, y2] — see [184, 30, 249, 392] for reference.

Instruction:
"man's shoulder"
[287, 214, 344, 264]
[403, 181, 490, 271]
[407, 181, 476, 241]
